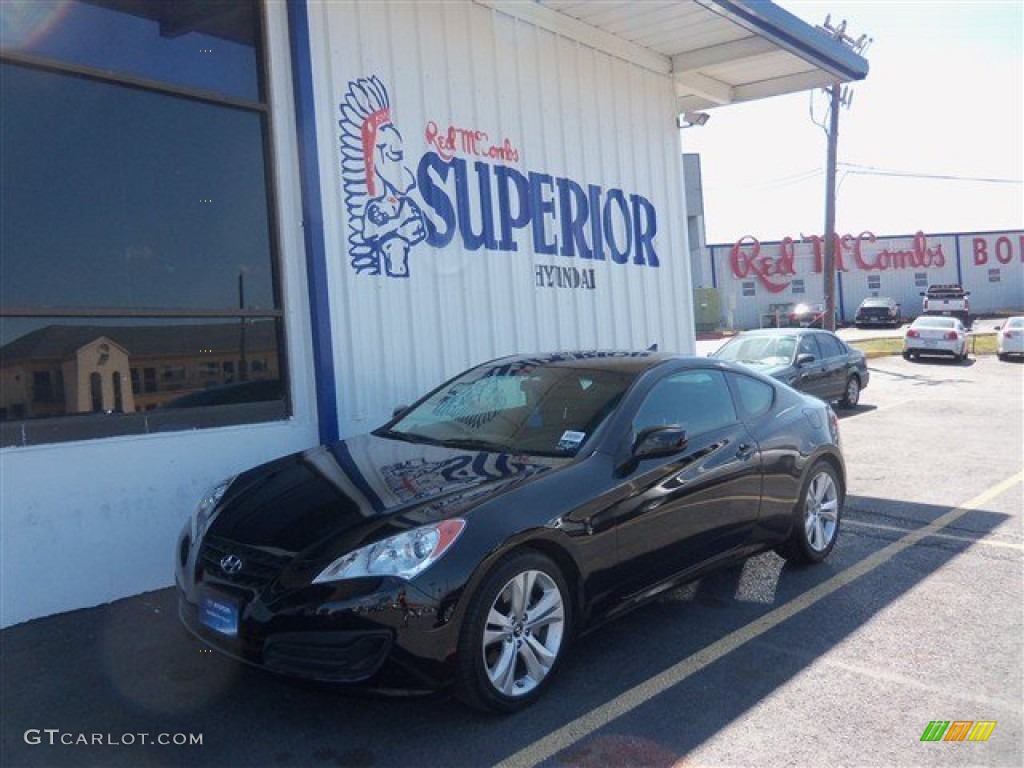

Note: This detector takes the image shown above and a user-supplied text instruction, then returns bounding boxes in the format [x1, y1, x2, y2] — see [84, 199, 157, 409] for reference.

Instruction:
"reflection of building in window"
[0, 321, 279, 419]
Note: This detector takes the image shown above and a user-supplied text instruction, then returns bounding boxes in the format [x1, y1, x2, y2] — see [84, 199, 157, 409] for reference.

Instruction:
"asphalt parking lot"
[2, 351, 1022, 768]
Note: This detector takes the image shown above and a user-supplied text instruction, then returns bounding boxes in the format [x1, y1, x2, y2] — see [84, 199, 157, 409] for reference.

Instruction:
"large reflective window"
[0, 0, 261, 102]
[1, 62, 275, 310]
[1, 0, 286, 446]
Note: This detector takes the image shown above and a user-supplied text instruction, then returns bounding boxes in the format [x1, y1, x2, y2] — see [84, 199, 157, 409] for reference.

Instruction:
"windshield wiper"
[376, 430, 510, 453]
[375, 428, 437, 445]
[430, 437, 511, 453]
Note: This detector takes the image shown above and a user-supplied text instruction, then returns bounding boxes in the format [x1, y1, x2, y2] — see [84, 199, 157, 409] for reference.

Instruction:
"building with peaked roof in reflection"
[1, 322, 280, 420]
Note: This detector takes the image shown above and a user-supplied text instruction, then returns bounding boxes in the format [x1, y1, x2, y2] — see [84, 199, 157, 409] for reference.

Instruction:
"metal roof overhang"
[478, 0, 869, 113]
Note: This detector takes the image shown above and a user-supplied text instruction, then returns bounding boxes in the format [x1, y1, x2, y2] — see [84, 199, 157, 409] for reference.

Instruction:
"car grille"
[199, 535, 292, 591]
[263, 631, 392, 682]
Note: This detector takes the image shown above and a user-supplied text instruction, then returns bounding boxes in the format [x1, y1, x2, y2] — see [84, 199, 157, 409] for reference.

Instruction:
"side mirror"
[633, 426, 688, 459]
[796, 353, 816, 366]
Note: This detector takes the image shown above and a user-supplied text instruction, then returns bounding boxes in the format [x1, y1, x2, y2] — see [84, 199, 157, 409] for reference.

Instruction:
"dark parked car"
[854, 297, 901, 328]
[177, 352, 845, 712]
[788, 301, 828, 328]
[712, 328, 868, 409]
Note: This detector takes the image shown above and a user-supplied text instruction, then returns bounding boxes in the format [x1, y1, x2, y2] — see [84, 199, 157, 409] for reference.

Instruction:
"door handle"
[735, 443, 755, 460]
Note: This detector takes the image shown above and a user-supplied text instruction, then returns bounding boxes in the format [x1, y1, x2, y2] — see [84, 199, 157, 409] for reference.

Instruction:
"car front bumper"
[176, 528, 463, 693]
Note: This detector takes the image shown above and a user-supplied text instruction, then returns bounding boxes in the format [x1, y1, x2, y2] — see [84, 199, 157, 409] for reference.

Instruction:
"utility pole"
[823, 79, 841, 331]
[816, 16, 871, 331]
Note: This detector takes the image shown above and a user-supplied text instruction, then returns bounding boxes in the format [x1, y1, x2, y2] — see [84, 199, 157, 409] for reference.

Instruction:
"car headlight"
[190, 476, 236, 543]
[313, 519, 466, 584]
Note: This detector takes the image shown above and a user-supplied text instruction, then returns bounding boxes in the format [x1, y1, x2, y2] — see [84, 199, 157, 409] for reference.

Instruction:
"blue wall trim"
[287, 0, 339, 445]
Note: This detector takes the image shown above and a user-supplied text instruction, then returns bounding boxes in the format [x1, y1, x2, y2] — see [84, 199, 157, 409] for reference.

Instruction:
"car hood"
[207, 433, 563, 555]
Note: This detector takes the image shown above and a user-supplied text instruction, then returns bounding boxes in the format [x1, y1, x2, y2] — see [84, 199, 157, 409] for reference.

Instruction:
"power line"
[704, 168, 822, 191]
[837, 163, 1022, 184]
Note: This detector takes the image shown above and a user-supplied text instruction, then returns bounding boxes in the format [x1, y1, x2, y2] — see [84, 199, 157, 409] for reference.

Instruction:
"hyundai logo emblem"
[219, 554, 243, 575]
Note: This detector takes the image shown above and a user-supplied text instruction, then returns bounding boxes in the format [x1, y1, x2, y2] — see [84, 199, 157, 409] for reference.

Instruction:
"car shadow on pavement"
[903, 356, 976, 367]
[1, 498, 1018, 768]
[835, 403, 877, 419]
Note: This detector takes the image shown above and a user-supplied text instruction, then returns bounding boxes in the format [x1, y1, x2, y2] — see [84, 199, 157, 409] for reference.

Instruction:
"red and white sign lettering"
[729, 231, 946, 292]
[972, 235, 1024, 266]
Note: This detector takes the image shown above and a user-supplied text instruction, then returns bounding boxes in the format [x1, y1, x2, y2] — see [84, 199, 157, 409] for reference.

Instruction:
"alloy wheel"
[481, 569, 566, 697]
[804, 470, 839, 553]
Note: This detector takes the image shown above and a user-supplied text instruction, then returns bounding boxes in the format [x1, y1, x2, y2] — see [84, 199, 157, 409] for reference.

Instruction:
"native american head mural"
[338, 76, 425, 278]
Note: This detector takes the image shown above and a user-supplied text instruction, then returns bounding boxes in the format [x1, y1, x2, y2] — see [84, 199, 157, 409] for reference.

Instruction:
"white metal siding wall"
[960, 232, 1024, 311]
[708, 230, 1023, 329]
[306, 0, 693, 437]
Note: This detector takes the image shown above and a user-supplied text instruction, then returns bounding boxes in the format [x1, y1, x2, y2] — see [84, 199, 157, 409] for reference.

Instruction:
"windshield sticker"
[556, 431, 586, 452]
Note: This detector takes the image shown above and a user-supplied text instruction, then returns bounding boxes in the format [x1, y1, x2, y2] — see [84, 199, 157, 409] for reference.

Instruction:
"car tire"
[775, 461, 842, 565]
[902, 351, 912, 360]
[998, 353, 1007, 361]
[455, 550, 571, 713]
[840, 376, 860, 409]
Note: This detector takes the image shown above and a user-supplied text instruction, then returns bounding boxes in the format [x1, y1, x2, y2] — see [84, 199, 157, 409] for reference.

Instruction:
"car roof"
[727, 328, 833, 338]
[483, 351, 676, 374]
[482, 351, 750, 376]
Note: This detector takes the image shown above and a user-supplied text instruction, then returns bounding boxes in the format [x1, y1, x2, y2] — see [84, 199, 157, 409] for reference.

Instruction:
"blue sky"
[682, 1, 1024, 244]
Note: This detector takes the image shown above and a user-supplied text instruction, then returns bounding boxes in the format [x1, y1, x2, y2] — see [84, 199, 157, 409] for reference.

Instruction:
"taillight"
[944, 331, 958, 340]
[1005, 331, 1015, 338]
[907, 329, 920, 338]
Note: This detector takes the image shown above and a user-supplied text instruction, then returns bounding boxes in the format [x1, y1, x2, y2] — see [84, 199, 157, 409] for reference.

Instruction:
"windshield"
[381, 362, 634, 456]
[715, 335, 797, 366]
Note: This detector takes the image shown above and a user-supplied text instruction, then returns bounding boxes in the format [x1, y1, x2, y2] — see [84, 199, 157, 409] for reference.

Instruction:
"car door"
[815, 332, 850, 400]
[791, 333, 828, 399]
[606, 368, 764, 600]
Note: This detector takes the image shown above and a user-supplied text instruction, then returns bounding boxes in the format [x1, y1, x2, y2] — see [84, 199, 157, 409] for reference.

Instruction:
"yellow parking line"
[495, 471, 1024, 768]
[845, 518, 1024, 551]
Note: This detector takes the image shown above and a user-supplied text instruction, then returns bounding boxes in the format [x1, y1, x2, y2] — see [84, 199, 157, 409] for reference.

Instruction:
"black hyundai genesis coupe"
[177, 351, 845, 712]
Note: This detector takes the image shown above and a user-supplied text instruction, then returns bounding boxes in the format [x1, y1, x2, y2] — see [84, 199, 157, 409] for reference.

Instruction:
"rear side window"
[815, 333, 845, 359]
[728, 373, 774, 420]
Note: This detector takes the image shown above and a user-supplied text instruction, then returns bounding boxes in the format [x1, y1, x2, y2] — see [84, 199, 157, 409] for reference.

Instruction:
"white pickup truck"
[920, 284, 971, 327]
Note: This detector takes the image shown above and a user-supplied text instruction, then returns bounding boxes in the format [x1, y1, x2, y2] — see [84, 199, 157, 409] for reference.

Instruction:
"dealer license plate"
[199, 592, 239, 637]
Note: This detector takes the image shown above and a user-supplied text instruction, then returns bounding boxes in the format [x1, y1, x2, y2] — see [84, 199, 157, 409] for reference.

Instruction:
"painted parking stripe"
[845, 518, 1024, 551]
[496, 471, 1023, 768]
